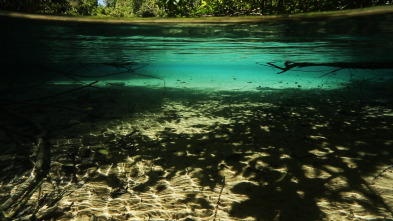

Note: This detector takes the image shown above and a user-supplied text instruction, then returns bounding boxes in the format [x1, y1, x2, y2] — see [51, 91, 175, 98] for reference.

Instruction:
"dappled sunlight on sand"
[1, 84, 393, 220]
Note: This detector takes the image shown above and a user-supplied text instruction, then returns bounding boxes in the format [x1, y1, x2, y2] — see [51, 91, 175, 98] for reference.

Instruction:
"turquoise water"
[1, 13, 393, 91]
[2, 11, 393, 221]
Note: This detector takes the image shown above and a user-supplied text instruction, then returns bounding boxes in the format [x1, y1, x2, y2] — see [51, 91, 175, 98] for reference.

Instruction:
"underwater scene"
[1, 9, 393, 220]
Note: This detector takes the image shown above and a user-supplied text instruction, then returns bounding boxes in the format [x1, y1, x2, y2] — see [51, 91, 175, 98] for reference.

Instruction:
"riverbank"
[1, 5, 393, 24]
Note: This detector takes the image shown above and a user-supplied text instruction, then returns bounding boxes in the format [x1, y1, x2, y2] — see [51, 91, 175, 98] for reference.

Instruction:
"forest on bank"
[0, 0, 392, 17]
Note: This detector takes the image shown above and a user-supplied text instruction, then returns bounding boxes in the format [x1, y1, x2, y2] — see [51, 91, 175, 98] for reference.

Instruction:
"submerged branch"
[265, 61, 393, 74]
[4, 81, 99, 106]
[0, 109, 51, 220]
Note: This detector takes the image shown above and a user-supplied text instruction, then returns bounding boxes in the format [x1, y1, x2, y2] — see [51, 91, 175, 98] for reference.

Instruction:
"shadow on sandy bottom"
[1, 83, 393, 220]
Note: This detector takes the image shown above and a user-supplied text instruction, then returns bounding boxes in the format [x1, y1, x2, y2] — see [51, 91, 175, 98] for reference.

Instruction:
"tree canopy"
[0, 0, 392, 17]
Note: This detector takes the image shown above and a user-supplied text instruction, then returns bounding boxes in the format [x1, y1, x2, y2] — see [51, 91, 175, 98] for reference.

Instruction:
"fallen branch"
[3, 80, 98, 106]
[213, 177, 226, 221]
[0, 109, 51, 220]
[36, 63, 148, 79]
[35, 63, 166, 94]
[2, 178, 46, 221]
[265, 61, 393, 74]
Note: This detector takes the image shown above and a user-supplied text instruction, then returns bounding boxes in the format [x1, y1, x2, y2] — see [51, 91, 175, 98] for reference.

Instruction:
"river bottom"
[1, 83, 393, 220]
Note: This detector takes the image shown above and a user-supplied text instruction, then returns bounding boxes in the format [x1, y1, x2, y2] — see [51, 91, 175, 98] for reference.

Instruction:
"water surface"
[1, 11, 393, 90]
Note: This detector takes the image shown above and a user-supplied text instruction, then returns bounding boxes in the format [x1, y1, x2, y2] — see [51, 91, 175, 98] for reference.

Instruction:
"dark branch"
[4, 81, 99, 106]
[265, 61, 393, 74]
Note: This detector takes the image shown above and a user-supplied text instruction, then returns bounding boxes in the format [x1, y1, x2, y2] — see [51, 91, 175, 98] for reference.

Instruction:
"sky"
[98, 0, 105, 6]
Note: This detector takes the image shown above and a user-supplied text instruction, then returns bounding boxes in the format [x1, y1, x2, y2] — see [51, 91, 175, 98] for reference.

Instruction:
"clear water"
[2, 11, 393, 220]
[1, 13, 393, 91]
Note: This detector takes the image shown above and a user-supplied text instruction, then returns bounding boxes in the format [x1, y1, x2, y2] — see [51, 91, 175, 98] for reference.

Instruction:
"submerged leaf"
[98, 149, 109, 155]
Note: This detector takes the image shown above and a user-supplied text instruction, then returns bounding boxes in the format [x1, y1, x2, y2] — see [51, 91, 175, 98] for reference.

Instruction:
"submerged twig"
[371, 165, 393, 185]
[213, 177, 226, 221]
[318, 67, 343, 78]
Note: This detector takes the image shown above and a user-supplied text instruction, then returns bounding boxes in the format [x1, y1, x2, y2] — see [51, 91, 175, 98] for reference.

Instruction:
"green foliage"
[105, 0, 134, 17]
[136, 0, 166, 17]
[0, 0, 391, 17]
[92, 0, 165, 17]
[39, 0, 70, 14]
[155, 0, 199, 17]
[67, 0, 98, 15]
[0, 0, 70, 14]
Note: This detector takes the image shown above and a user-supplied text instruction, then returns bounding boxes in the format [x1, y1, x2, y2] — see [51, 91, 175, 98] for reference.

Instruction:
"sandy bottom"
[94, 66, 350, 91]
[1, 81, 393, 220]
